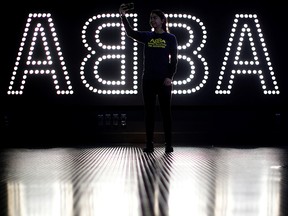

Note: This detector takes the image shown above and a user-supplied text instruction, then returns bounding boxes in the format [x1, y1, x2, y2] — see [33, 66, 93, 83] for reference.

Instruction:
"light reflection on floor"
[0, 146, 287, 216]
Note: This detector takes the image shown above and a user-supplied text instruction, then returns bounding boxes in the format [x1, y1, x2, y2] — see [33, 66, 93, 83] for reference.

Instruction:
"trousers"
[142, 78, 172, 146]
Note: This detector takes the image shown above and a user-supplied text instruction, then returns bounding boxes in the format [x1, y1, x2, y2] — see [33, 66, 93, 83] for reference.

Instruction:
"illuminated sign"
[7, 13, 280, 96]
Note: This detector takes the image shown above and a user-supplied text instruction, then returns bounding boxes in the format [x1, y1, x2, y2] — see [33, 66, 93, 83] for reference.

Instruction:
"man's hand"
[119, 4, 128, 16]
[163, 78, 173, 86]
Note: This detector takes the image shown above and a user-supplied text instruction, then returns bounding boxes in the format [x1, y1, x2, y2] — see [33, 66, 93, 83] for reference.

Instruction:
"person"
[119, 4, 178, 153]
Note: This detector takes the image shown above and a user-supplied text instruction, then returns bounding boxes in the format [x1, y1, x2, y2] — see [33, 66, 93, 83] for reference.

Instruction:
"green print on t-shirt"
[148, 38, 166, 48]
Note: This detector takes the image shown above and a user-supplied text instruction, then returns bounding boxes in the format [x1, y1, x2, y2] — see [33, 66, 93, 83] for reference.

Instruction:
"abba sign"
[7, 13, 280, 96]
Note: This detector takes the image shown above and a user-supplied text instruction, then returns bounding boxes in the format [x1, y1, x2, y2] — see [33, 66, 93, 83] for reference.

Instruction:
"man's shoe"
[143, 147, 154, 153]
[165, 146, 173, 153]
[143, 142, 154, 153]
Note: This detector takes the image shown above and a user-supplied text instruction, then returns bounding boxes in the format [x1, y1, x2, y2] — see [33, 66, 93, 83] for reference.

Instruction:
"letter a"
[7, 13, 73, 95]
[215, 14, 280, 95]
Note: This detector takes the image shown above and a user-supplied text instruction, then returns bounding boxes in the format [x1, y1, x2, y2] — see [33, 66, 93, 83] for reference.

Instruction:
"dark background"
[1, 0, 287, 146]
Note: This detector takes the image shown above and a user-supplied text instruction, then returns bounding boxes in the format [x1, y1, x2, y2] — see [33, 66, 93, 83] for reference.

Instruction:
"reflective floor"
[0, 145, 287, 216]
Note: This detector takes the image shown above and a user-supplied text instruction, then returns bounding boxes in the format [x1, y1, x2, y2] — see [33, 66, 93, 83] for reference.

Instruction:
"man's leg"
[158, 84, 173, 153]
[142, 79, 157, 152]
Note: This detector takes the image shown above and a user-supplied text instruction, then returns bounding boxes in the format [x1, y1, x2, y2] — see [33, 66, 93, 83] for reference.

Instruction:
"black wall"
[1, 1, 287, 146]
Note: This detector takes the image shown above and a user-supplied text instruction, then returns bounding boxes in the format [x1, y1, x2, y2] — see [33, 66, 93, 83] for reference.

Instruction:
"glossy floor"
[0, 145, 287, 216]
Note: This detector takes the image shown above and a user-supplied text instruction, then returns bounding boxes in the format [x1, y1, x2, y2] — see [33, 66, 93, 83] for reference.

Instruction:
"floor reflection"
[0, 146, 287, 216]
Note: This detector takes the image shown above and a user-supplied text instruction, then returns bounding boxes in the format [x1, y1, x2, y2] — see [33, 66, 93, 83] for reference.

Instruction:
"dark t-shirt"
[121, 15, 178, 80]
